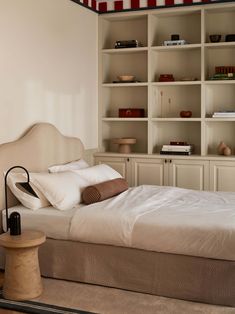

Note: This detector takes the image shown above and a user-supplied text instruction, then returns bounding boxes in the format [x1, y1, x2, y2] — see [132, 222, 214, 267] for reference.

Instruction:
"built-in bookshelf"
[98, 2, 235, 157]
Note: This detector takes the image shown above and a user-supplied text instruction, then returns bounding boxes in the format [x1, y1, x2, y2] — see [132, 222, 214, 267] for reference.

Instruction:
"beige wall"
[0, 0, 98, 149]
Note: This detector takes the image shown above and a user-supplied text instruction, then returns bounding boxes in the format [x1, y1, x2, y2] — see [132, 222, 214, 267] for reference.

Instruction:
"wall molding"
[71, 0, 235, 13]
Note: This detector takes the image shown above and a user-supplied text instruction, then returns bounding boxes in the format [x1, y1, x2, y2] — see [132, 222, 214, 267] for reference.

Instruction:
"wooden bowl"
[180, 111, 192, 118]
[118, 75, 135, 82]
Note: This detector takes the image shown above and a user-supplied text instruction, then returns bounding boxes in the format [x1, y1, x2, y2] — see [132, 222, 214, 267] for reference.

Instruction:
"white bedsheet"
[2, 205, 81, 240]
[70, 185, 235, 261]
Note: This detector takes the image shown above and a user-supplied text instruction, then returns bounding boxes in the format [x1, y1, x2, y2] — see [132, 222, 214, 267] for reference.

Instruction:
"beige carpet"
[34, 277, 235, 314]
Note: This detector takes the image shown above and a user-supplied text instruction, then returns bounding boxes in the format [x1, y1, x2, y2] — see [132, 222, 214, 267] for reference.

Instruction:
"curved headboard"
[0, 123, 84, 211]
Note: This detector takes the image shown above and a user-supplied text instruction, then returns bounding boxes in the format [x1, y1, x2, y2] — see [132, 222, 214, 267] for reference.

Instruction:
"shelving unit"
[98, 2, 235, 158]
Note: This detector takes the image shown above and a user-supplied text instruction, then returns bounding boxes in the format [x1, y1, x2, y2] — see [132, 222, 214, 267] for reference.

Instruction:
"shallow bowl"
[118, 75, 135, 82]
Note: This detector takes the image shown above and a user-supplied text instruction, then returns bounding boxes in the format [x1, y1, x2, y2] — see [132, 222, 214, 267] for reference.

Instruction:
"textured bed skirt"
[36, 239, 235, 307]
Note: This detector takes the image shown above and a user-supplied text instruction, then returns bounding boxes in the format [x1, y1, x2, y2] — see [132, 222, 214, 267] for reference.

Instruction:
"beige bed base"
[38, 239, 235, 307]
[0, 123, 234, 307]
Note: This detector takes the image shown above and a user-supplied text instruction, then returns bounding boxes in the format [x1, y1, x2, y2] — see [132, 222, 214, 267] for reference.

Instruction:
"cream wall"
[0, 0, 98, 149]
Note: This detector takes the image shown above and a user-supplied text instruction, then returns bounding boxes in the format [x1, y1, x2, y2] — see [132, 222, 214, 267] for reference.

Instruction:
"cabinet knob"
[169, 159, 172, 163]
[127, 158, 130, 162]
[164, 159, 167, 163]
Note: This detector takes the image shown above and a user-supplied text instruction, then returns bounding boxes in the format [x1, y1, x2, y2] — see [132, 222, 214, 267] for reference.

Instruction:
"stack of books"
[212, 111, 235, 118]
[160, 144, 193, 155]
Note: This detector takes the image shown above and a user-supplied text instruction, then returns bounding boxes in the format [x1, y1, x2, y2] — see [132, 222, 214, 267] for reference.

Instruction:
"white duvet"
[70, 185, 235, 261]
[7, 185, 235, 261]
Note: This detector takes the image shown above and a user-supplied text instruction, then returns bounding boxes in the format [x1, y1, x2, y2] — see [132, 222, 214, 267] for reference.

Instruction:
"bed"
[0, 123, 234, 307]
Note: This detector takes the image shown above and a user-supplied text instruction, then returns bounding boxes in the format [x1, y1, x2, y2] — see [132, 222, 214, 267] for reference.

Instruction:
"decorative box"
[159, 74, 175, 82]
[119, 108, 145, 118]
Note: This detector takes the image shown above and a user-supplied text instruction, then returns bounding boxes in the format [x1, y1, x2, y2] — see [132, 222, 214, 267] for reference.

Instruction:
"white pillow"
[32, 172, 90, 211]
[72, 164, 122, 185]
[48, 159, 89, 173]
[7, 173, 50, 210]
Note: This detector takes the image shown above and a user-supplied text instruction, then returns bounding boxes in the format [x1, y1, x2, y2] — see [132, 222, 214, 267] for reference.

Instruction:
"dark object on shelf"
[225, 34, 235, 42]
[209, 34, 221, 43]
[160, 151, 191, 155]
[119, 108, 145, 118]
[159, 74, 175, 82]
[171, 34, 180, 41]
[115, 40, 142, 49]
[180, 111, 192, 118]
[215, 66, 235, 74]
[170, 141, 188, 145]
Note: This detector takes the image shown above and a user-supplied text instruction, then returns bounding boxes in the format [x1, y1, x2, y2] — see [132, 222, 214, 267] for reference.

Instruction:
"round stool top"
[0, 230, 46, 248]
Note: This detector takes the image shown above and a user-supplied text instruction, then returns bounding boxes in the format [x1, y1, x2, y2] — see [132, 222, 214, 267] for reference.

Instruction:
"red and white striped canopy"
[78, 0, 222, 12]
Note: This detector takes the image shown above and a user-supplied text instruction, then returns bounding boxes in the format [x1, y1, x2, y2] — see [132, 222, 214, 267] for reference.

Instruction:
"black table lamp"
[4, 166, 30, 236]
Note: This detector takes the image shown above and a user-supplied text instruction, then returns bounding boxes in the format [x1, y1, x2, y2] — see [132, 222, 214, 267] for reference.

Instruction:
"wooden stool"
[0, 230, 46, 301]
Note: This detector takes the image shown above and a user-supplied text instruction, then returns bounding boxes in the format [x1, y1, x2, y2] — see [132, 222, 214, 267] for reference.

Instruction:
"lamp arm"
[4, 166, 29, 231]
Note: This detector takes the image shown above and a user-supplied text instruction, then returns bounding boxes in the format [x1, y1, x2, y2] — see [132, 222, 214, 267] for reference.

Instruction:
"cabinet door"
[131, 158, 166, 186]
[169, 159, 209, 191]
[94, 156, 131, 184]
[210, 161, 235, 192]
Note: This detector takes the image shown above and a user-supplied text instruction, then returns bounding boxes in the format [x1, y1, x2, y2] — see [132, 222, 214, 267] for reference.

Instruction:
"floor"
[0, 274, 235, 314]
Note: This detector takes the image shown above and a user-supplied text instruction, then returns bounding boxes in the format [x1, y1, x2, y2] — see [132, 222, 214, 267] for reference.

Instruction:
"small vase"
[217, 141, 227, 155]
[223, 146, 232, 156]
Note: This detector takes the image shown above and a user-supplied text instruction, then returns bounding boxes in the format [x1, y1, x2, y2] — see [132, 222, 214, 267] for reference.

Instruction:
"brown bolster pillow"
[82, 178, 128, 205]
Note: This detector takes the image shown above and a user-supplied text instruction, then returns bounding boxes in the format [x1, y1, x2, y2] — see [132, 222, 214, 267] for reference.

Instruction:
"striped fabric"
[76, 0, 224, 12]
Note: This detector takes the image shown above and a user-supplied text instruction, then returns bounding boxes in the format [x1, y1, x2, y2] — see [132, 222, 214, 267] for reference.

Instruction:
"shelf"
[102, 47, 148, 54]
[150, 11, 201, 46]
[152, 84, 201, 118]
[205, 84, 235, 121]
[101, 15, 148, 49]
[205, 46, 235, 80]
[205, 118, 235, 122]
[102, 52, 148, 83]
[152, 118, 201, 122]
[151, 48, 201, 82]
[152, 81, 201, 86]
[205, 120, 235, 155]
[151, 44, 201, 51]
[205, 7, 235, 44]
[102, 121, 148, 154]
[102, 118, 148, 122]
[204, 80, 235, 85]
[204, 42, 235, 49]
[151, 121, 201, 155]
[102, 83, 148, 87]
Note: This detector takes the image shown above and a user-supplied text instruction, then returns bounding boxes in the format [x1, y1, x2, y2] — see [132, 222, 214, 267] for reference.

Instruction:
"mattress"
[2, 205, 80, 240]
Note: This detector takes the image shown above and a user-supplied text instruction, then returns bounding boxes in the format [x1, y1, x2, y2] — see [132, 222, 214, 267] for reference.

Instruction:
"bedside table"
[0, 230, 46, 301]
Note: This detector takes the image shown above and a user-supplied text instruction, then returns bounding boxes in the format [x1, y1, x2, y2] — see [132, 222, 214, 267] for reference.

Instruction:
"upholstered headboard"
[0, 123, 84, 211]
